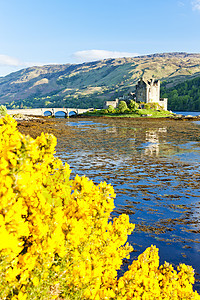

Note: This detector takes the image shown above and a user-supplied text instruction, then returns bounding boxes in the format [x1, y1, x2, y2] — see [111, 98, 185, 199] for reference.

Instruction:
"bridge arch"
[68, 111, 77, 117]
[55, 111, 67, 118]
[44, 110, 53, 116]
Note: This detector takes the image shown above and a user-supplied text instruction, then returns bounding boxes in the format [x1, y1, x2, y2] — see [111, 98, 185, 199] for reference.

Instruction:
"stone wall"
[104, 99, 119, 109]
[147, 79, 160, 103]
[159, 98, 168, 111]
[135, 79, 147, 102]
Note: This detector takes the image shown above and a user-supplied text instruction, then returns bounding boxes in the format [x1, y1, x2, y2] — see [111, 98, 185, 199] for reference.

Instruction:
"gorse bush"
[0, 115, 199, 300]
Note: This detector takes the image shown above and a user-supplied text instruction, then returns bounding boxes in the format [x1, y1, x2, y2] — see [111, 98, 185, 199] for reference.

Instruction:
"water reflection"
[54, 117, 200, 292]
[143, 128, 166, 156]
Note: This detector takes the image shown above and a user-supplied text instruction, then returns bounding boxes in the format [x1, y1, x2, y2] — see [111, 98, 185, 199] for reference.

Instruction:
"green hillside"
[161, 76, 200, 111]
[1, 52, 200, 109]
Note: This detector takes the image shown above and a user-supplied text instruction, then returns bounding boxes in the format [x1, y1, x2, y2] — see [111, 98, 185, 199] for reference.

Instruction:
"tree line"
[161, 76, 200, 111]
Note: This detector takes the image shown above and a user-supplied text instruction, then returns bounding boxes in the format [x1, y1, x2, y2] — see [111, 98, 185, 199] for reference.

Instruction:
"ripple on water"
[51, 117, 200, 292]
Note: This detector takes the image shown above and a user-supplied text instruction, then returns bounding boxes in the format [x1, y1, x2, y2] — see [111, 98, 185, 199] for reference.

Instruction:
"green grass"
[84, 108, 174, 118]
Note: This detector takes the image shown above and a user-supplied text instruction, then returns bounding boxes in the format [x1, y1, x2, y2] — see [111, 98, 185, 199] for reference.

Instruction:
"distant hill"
[1, 52, 200, 109]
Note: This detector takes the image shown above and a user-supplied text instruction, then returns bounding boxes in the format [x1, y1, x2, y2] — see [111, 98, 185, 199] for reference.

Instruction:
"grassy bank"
[84, 108, 174, 118]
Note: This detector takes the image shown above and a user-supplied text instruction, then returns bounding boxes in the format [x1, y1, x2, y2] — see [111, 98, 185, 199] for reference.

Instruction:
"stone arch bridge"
[7, 107, 94, 117]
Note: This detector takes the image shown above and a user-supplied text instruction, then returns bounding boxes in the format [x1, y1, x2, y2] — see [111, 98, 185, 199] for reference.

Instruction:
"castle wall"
[104, 99, 119, 109]
[147, 80, 160, 103]
[135, 80, 147, 102]
[159, 98, 168, 111]
[135, 78, 168, 110]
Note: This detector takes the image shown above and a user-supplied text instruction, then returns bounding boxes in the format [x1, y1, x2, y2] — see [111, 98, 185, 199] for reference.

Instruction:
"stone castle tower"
[135, 78, 167, 110]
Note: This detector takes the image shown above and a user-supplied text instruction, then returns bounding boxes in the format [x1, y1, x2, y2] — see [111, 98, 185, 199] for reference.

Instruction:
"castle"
[135, 78, 167, 110]
[104, 78, 168, 111]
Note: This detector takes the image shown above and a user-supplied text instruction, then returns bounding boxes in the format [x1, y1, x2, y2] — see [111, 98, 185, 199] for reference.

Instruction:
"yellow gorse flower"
[0, 115, 199, 299]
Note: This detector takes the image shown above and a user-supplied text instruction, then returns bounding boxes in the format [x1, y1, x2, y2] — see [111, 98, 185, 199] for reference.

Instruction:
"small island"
[84, 77, 173, 118]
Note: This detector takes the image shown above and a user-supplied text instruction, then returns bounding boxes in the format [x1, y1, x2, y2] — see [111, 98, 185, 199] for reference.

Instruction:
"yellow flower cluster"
[0, 115, 199, 299]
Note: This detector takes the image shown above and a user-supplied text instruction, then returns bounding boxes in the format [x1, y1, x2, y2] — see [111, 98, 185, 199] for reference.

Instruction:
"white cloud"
[0, 54, 44, 68]
[0, 54, 46, 76]
[192, 0, 200, 11]
[0, 54, 22, 67]
[72, 50, 140, 63]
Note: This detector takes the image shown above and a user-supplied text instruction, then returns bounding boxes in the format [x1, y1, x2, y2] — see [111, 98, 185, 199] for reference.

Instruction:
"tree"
[128, 100, 138, 111]
[118, 100, 128, 113]
[107, 105, 115, 113]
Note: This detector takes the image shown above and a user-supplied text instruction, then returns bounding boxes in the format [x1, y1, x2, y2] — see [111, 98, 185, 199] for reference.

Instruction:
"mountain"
[1, 52, 200, 109]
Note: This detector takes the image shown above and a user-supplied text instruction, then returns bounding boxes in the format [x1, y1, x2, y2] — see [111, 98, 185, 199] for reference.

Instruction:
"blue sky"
[0, 0, 200, 76]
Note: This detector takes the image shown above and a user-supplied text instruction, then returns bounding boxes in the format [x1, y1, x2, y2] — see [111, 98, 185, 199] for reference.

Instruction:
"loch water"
[54, 116, 200, 292]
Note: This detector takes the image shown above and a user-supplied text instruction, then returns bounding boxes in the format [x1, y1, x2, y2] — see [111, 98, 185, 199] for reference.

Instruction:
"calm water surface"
[54, 117, 200, 292]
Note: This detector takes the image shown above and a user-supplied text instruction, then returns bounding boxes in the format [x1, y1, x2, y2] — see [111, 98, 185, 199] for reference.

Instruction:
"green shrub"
[118, 101, 128, 113]
[107, 105, 115, 113]
[128, 100, 138, 110]
[0, 105, 7, 116]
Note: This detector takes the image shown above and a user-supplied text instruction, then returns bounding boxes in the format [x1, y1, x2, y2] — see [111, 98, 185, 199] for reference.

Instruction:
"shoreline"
[13, 113, 200, 140]
[78, 113, 200, 121]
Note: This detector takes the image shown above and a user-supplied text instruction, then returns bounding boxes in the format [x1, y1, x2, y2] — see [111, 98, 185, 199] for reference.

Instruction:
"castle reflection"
[144, 128, 167, 156]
